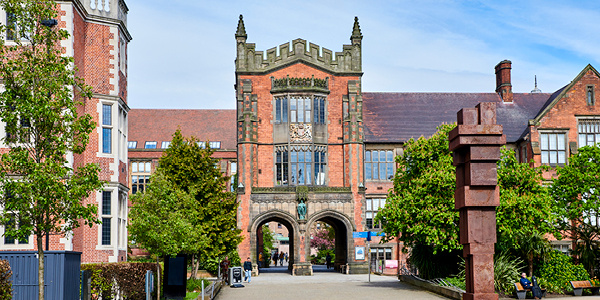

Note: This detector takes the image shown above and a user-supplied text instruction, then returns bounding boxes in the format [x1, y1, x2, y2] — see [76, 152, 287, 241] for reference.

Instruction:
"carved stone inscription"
[290, 124, 312, 143]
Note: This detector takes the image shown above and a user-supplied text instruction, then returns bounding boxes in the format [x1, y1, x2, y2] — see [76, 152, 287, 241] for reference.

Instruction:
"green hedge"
[81, 262, 158, 300]
[0, 259, 11, 300]
[536, 250, 589, 293]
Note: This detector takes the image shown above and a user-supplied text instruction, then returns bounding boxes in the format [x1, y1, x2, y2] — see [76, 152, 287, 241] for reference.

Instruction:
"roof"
[363, 92, 551, 143]
[128, 109, 237, 150]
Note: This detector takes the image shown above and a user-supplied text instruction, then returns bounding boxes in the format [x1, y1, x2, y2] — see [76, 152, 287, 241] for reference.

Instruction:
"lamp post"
[40, 18, 57, 252]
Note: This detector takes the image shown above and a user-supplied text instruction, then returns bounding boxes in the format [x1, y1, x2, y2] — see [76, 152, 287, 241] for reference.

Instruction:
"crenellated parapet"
[235, 15, 362, 75]
[71, 0, 131, 41]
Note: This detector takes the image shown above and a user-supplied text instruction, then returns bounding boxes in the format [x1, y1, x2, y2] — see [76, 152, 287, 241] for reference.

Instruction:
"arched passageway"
[250, 210, 298, 273]
[306, 210, 354, 273]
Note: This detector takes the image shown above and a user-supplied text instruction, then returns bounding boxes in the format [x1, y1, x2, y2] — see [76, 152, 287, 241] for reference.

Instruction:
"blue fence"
[0, 251, 81, 300]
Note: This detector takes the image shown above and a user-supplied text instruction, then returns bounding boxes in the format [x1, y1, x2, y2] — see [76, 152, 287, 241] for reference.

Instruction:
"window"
[101, 191, 112, 245]
[275, 96, 289, 124]
[366, 198, 386, 230]
[131, 161, 151, 194]
[102, 104, 112, 154]
[578, 119, 600, 148]
[209, 141, 221, 149]
[365, 150, 394, 180]
[102, 191, 111, 215]
[520, 145, 528, 163]
[275, 95, 326, 124]
[3, 214, 28, 245]
[101, 218, 111, 245]
[128, 141, 137, 149]
[587, 86, 595, 106]
[144, 141, 157, 149]
[540, 133, 566, 165]
[276, 146, 326, 186]
[230, 162, 237, 192]
[161, 141, 170, 149]
[5, 12, 17, 41]
[552, 243, 571, 255]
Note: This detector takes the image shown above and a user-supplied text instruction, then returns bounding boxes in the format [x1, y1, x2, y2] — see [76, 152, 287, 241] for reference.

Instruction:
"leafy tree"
[551, 145, 600, 276]
[158, 129, 242, 264]
[0, 1, 103, 299]
[496, 146, 555, 275]
[129, 171, 208, 298]
[129, 129, 241, 287]
[377, 126, 556, 277]
[260, 224, 274, 266]
[377, 124, 459, 254]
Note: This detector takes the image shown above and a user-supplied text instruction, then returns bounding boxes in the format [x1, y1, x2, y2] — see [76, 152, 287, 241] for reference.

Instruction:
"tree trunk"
[527, 253, 534, 277]
[190, 254, 198, 279]
[193, 255, 200, 279]
[156, 257, 160, 300]
[37, 234, 44, 300]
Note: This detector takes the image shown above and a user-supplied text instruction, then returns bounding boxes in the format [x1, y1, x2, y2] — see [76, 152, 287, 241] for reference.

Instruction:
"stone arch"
[249, 209, 299, 271]
[305, 209, 355, 270]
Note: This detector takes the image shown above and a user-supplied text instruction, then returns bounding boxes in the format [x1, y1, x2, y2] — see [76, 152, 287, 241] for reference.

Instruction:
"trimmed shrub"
[536, 250, 589, 293]
[0, 259, 11, 300]
[82, 262, 159, 300]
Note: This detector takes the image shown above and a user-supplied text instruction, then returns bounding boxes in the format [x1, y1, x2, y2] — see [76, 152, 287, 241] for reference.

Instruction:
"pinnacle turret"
[236, 14, 247, 39]
[351, 16, 362, 43]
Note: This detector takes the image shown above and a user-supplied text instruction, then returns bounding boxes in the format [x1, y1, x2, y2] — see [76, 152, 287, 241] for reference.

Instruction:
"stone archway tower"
[234, 15, 368, 275]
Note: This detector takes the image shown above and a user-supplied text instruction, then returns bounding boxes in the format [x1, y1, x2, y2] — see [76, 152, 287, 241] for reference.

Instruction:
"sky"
[125, 0, 600, 110]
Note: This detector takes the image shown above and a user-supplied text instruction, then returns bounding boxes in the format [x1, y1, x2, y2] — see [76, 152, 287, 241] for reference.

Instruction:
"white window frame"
[539, 131, 567, 166]
[366, 198, 386, 230]
[578, 118, 600, 148]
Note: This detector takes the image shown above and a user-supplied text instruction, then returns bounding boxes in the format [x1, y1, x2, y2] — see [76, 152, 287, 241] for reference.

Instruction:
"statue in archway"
[297, 200, 307, 220]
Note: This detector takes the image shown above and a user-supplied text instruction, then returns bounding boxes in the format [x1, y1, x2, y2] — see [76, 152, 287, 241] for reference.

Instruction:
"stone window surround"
[577, 117, 600, 148]
[273, 93, 328, 125]
[538, 129, 568, 166]
[274, 144, 327, 186]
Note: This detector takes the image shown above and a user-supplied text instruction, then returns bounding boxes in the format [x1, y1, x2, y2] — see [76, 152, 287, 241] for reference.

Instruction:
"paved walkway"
[216, 266, 448, 300]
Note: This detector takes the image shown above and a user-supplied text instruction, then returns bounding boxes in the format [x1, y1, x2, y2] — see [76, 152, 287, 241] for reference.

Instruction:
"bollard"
[201, 279, 205, 300]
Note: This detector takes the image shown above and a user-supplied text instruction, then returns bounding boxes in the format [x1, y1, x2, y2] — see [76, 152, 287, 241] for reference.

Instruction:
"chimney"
[495, 60, 513, 102]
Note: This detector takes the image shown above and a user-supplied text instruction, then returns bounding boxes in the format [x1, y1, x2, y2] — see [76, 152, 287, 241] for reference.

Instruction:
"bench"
[570, 280, 600, 296]
[514, 282, 547, 299]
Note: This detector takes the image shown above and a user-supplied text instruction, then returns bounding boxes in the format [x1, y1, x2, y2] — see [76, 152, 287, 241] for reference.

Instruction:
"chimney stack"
[495, 60, 513, 102]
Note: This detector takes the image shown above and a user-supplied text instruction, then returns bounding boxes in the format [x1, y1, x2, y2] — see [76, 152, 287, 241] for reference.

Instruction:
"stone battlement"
[235, 15, 362, 75]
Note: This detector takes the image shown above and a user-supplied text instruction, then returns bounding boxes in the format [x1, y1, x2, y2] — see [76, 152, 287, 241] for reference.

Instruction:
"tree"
[496, 146, 555, 275]
[260, 224, 274, 266]
[0, 1, 103, 299]
[551, 145, 600, 276]
[310, 222, 335, 251]
[129, 129, 242, 283]
[128, 171, 208, 298]
[377, 125, 556, 277]
[377, 124, 460, 254]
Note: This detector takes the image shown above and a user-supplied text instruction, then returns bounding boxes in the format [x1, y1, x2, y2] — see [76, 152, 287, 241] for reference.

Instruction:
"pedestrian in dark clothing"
[220, 256, 230, 284]
[272, 252, 278, 266]
[243, 257, 253, 283]
[326, 253, 332, 269]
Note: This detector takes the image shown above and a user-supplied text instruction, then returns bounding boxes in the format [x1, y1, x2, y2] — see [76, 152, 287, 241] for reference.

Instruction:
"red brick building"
[0, 0, 132, 263]
[127, 16, 598, 275]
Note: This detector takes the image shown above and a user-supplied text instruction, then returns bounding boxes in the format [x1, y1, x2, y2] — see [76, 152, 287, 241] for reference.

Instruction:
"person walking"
[279, 252, 285, 266]
[258, 252, 263, 268]
[285, 252, 289, 263]
[272, 251, 278, 266]
[243, 257, 253, 283]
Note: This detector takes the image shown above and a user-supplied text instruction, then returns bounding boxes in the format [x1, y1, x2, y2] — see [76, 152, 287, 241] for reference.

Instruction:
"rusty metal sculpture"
[449, 102, 505, 300]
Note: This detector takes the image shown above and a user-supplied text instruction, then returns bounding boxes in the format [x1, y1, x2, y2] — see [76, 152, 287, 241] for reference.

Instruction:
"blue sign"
[352, 231, 385, 239]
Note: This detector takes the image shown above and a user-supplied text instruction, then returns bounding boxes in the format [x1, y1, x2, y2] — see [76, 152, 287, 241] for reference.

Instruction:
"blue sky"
[126, 0, 600, 110]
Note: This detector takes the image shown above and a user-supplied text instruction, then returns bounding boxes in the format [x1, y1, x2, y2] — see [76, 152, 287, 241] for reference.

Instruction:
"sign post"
[367, 231, 371, 283]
